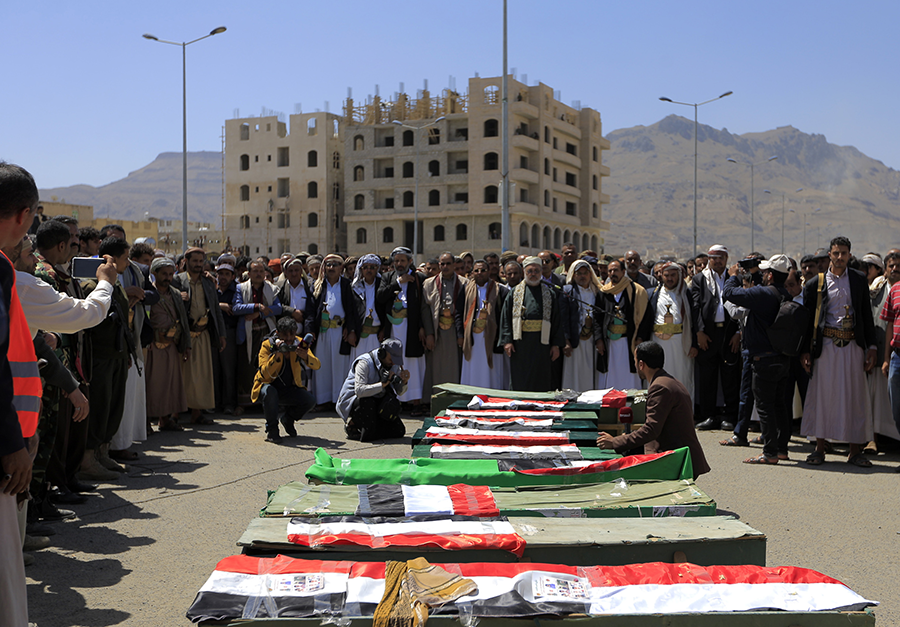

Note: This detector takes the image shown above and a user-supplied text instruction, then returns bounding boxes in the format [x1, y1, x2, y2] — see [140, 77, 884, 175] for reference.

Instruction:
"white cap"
[760, 254, 791, 274]
[707, 244, 729, 257]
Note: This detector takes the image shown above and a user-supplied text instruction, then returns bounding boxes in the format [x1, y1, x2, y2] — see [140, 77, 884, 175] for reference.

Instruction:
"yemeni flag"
[467, 395, 568, 410]
[286, 515, 526, 557]
[305, 447, 694, 487]
[576, 388, 628, 408]
[446, 409, 564, 419]
[188, 556, 875, 622]
[436, 415, 556, 429]
[430, 444, 583, 460]
[423, 427, 570, 446]
[354, 484, 498, 517]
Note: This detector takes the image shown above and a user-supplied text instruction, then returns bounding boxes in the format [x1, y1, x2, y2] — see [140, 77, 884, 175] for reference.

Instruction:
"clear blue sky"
[3, 0, 898, 189]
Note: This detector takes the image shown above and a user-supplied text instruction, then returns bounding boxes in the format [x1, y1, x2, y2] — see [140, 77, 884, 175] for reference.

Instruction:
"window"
[428, 160, 440, 176]
[544, 126, 550, 143]
[240, 124, 249, 140]
[255, 186, 259, 192]
[434, 225, 445, 241]
[353, 135, 364, 151]
[240, 215, 250, 229]
[566, 172, 577, 187]
[593, 175, 598, 190]
[484, 119, 499, 137]
[592, 202, 598, 219]
[255, 216, 260, 223]
[240, 185, 249, 201]
[543, 226, 551, 249]
[267, 155, 272, 162]
[240, 154, 249, 171]
[519, 223, 529, 247]
[383, 196, 395, 209]
[308, 181, 318, 198]
[531, 224, 540, 247]
[383, 227, 394, 243]
[484, 152, 498, 170]
[592, 146, 598, 162]
[427, 128, 440, 145]
[488, 222, 501, 240]
[308, 150, 318, 167]
[333, 152, 340, 169]
[383, 135, 394, 147]
[402, 161, 414, 178]
[399, 130, 412, 147]
[591, 235, 598, 251]
[403, 191, 414, 207]
[354, 194, 364, 210]
[519, 156, 528, 170]
[333, 183, 340, 201]
[356, 228, 367, 244]
[277, 147, 289, 167]
[267, 185, 272, 192]
[553, 137, 558, 149]
[520, 188, 528, 203]
[277, 213, 290, 228]
[564, 229, 571, 243]
[553, 167, 558, 182]
[308, 213, 318, 228]
[554, 228, 561, 250]
[552, 197, 558, 212]
[255, 155, 259, 162]
[566, 142, 577, 156]
[456, 224, 468, 240]
[307, 118, 317, 136]
[484, 85, 499, 104]
[309, 243, 319, 255]
[277, 178, 290, 198]
[454, 192, 468, 203]
[353, 166, 364, 181]
[428, 190, 440, 206]
[455, 160, 468, 173]
[582, 233, 590, 250]
[544, 158, 550, 175]
[484, 185, 498, 203]
[544, 190, 550, 207]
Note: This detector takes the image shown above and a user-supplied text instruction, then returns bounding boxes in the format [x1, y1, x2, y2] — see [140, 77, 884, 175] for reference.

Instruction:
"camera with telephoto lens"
[381, 367, 399, 386]
[738, 257, 761, 270]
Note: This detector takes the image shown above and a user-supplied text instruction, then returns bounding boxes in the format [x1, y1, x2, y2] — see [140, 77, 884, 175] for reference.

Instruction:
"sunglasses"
[324, 262, 342, 268]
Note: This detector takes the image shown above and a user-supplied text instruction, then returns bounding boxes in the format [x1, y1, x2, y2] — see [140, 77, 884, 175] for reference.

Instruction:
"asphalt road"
[24, 410, 899, 626]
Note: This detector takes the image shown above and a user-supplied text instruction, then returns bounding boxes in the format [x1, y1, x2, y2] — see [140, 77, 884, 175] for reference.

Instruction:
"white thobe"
[393, 282, 425, 402]
[461, 284, 504, 389]
[315, 281, 350, 404]
[352, 281, 382, 361]
[653, 286, 693, 400]
[562, 285, 597, 393]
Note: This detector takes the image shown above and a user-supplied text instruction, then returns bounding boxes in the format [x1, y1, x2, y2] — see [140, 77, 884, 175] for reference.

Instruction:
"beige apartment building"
[223, 76, 609, 261]
[224, 112, 345, 257]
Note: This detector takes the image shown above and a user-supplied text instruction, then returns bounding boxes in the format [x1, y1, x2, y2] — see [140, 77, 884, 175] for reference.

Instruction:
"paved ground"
[24, 410, 899, 626]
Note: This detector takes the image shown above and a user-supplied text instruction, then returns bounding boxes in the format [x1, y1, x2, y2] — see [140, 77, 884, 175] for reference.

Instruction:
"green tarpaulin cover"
[304, 447, 693, 488]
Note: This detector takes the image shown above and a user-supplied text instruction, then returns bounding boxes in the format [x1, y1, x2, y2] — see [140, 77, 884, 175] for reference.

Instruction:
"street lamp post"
[143, 26, 227, 253]
[659, 91, 733, 256]
[727, 155, 777, 252]
[764, 187, 803, 252]
[392, 117, 445, 262]
[803, 207, 821, 253]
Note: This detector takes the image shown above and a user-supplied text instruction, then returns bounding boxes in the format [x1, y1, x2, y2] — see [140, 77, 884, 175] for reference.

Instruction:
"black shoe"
[48, 486, 87, 505]
[68, 479, 98, 493]
[279, 416, 297, 438]
[720, 421, 735, 432]
[265, 432, 283, 444]
[26, 521, 56, 537]
[696, 418, 721, 431]
[36, 500, 76, 521]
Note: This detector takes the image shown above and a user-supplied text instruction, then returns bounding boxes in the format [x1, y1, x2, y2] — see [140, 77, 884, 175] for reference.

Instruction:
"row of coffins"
[187, 392, 877, 624]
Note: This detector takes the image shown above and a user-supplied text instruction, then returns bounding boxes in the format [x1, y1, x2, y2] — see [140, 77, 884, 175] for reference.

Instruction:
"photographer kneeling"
[337, 338, 409, 441]
[251, 317, 320, 444]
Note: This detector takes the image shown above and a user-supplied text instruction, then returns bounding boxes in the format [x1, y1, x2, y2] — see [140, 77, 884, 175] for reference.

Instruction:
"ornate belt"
[522, 319, 543, 332]
[473, 311, 488, 334]
[654, 323, 683, 339]
[320, 315, 344, 330]
[608, 324, 627, 335]
[439, 307, 454, 330]
[189, 323, 207, 338]
[824, 327, 855, 346]
[361, 324, 381, 337]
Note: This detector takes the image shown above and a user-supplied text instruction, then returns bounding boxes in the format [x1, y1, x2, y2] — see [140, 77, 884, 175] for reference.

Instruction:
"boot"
[97, 443, 126, 473]
[76, 449, 120, 482]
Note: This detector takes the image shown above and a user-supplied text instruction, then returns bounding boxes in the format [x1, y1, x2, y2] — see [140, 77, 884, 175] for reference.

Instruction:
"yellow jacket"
[251, 337, 320, 403]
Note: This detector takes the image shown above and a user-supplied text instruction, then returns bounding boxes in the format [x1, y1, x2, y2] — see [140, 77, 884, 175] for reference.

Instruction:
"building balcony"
[597, 136, 611, 150]
[554, 150, 581, 169]
[597, 164, 611, 177]
[511, 167, 539, 185]
[511, 134, 540, 151]
[511, 100, 539, 119]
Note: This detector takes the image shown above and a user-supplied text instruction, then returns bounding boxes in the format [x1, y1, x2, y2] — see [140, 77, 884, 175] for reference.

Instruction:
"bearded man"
[649, 262, 698, 395]
[597, 259, 652, 391]
[311, 254, 360, 406]
[499, 256, 564, 392]
[350, 254, 386, 361]
[423, 252, 467, 394]
[561, 259, 604, 392]
[460, 259, 507, 389]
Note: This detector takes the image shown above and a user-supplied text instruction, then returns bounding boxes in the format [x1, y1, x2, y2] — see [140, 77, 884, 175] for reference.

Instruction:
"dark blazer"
[350, 278, 389, 338]
[648, 285, 698, 349]
[376, 270, 428, 358]
[596, 282, 654, 373]
[277, 277, 316, 335]
[609, 369, 710, 480]
[801, 268, 876, 359]
[173, 272, 227, 340]
[691, 270, 738, 338]
[561, 284, 600, 349]
[311, 276, 361, 356]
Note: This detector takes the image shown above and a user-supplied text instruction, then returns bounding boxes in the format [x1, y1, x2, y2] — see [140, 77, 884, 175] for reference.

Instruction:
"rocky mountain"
[40, 151, 222, 223]
[601, 115, 900, 259]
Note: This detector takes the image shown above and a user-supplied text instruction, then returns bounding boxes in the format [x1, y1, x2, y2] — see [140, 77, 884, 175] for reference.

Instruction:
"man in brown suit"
[597, 341, 710, 480]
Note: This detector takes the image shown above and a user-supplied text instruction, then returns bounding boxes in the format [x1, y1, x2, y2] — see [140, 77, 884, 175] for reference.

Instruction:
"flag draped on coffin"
[304, 447, 693, 487]
[355, 484, 499, 517]
[187, 555, 876, 623]
[435, 415, 556, 429]
[422, 427, 571, 446]
[286, 514, 526, 556]
[429, 444, 584, 460]
[467, 395, 569, 410]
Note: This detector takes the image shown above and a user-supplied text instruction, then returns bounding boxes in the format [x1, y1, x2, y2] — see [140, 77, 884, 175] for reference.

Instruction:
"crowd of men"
[3, 159, 900, 626]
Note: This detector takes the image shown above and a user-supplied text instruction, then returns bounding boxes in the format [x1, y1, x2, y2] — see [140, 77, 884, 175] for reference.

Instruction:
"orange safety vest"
[2, 251, 41, 438]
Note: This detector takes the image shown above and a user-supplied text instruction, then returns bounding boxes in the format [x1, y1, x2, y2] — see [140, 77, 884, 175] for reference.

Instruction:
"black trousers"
[347, 392, 405, 442]
[87, 357, 128, 449]
[696, 324, 741, 421]
[47, 385, 88, 488]
[751, 354, 791, 458]
[213, 326, 238, 411]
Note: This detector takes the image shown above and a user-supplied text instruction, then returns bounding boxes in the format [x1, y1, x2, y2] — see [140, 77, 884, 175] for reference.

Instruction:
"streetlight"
[143, 26, 227, 253]
[392, 116, 446, 261]
[764, 187, 803, 252]
[727, 155, 777, 252]
[659, 91, 733, 256]
[803, 207, 821, 253]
